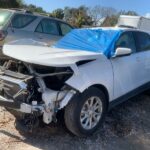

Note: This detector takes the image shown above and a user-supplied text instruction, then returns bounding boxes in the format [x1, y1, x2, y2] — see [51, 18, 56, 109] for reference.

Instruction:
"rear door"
[111, 31, 145, 99]
[34, 18, 61, 46]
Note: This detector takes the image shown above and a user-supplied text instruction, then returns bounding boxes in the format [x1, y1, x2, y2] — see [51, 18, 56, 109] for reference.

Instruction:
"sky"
[24, 0, 150, 16]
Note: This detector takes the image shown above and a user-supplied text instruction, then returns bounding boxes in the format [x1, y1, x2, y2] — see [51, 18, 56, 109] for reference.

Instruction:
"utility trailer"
[117, 15, 150, 32]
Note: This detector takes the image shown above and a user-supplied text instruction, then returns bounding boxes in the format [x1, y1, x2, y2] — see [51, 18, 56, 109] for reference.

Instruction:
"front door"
[111, 31, 146, 99]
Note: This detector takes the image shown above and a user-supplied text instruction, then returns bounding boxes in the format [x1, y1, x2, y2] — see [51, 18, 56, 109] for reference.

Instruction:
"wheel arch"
[89, 84, 109, 110]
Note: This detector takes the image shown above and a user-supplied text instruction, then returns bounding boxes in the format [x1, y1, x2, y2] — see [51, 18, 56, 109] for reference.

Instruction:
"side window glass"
[36, 19, 59, 35]
[12, 14, 36, 28]
[134, 32, 150, 52]
[36, 23, 43, 33]
[60, 23, 72, 36]
[115, 32, 136, 53]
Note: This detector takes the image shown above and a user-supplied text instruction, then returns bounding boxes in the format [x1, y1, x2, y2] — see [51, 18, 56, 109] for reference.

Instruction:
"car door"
[132, 31, 150, 84]
[34, 18, 61, 46]
[111, 31, 146, 99]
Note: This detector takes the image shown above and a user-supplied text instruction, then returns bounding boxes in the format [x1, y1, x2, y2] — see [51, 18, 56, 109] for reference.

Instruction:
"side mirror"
[113, 47, 132, 57]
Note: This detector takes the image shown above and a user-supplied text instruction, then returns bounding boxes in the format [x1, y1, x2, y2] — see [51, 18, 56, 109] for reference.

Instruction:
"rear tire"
[64, 87, 107, 137]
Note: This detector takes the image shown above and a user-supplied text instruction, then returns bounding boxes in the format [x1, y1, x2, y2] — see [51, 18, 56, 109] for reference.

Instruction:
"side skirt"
[108, 82, 150, 110]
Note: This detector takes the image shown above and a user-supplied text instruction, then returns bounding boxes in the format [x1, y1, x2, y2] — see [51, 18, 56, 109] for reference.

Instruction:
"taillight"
[0, 30, 7, 41]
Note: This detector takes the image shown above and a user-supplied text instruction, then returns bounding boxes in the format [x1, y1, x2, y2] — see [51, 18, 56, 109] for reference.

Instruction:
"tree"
[63, 6, 93, 27]
[101, 15, 118, 27]
[88, 5, 117, 26]
[0, 0, 24, 8]
[23, 4, 47, 14]
[101, 10, 139, 27]
[50, 9, 64, 19]
[119, 10, 138, 16]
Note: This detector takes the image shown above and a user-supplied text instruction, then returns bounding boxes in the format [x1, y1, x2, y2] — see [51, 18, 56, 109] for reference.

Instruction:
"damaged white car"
[0, 27, 150, 137]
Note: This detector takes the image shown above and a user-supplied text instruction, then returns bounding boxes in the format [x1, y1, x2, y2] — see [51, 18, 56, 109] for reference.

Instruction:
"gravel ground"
[0, 94, 150, 150]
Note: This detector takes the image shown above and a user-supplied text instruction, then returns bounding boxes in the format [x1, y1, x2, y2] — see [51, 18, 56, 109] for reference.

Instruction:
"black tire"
[64, 87, 108, 137]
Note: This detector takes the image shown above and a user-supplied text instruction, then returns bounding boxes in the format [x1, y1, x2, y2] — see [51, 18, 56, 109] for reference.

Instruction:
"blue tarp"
[54, 28, 122, 58]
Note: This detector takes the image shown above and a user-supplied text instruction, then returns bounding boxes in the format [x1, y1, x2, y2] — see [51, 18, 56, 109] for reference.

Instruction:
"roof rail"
[10, 8, 33, 14]
[33, 12, 49, 17]
[10, 8, 50, 17]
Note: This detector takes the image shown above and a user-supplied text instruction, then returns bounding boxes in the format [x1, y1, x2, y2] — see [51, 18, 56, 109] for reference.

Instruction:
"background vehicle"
[0, 8, 73, 58]
[117, 15, 150, 31]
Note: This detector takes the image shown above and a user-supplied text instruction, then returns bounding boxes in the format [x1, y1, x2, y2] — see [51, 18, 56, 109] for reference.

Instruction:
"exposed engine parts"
[0, 60, 76, 130]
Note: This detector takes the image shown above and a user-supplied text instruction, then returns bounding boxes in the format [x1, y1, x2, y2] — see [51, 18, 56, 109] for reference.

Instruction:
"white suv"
[0, 27, 150, 137]
[0, 9, 73, 57]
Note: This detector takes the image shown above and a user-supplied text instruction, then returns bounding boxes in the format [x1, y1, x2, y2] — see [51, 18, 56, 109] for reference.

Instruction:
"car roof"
[0, 8, 71, 25]
[90, 26, 150, 35]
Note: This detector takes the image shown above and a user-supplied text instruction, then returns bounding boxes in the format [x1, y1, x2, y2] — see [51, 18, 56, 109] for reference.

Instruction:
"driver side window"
[115, 32, 136, 53]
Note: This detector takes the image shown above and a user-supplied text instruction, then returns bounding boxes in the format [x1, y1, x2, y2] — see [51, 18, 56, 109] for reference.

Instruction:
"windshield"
[54, 28, 122, 58]
[0, 10, 12, 28]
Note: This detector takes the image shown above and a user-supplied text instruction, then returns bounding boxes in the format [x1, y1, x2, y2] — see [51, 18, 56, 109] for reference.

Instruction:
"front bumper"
[0, 67, 38, 113]
[0, 95, 20, 109]
[0, 95, 43, 114]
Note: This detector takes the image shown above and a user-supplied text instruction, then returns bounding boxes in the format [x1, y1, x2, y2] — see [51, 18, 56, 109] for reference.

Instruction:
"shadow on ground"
[0, 94, 150, 150]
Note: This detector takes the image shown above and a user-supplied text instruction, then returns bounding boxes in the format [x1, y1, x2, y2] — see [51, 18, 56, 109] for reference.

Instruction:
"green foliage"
[0, 1, 139, 28]
[119, 10, 138, 16]
[0, 0, 23, 8]
[23, 4, 46, 14]
[101, 15, 118, 27]
[50, 9, 64, 19]
[88, 5, 117, 26]
[102, 10, 139, 27]
[63, 6, 93, 27]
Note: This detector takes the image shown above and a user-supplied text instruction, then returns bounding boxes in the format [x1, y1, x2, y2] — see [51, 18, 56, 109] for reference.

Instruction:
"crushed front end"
[0, 60, 76, 130]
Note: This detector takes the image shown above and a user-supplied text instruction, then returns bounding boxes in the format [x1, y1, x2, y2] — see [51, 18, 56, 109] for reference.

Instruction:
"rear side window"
[36, 19, 59, 35]
[59, 22, 72, 36]
[0, 10, 12, 27]
[133, 32, 150, 52]
[115, 31, 136, 53]
[12, 14, 37, 28]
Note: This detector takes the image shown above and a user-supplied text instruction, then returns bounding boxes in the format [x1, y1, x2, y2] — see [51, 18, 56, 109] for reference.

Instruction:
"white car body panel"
[3, 44, 114, 101]
[3, 44, 101, 66]
[1, 26, 150, 128]
[3, 37, 150, 103]
[66, 57, 114, 100]
[2, 27, 150, 105]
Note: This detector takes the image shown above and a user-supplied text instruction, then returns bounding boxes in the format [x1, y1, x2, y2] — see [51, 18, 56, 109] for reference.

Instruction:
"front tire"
[64, 87, 107, 137]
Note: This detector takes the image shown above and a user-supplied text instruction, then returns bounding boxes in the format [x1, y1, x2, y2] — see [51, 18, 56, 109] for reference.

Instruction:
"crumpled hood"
[3, 44, 102, 67]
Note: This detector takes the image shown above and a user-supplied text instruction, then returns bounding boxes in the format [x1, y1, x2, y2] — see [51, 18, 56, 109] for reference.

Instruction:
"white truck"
[117, 15, 150, 32]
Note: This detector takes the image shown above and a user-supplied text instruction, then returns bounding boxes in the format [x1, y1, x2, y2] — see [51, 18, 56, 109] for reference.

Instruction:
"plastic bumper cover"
[0, 95, 42, 114]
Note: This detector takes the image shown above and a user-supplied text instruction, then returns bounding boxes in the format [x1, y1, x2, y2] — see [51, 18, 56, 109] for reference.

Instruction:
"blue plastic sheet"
[54, 28, 122, 58]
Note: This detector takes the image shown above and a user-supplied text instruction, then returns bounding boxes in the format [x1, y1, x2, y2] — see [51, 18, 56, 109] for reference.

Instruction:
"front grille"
[0, 70, 33, 103]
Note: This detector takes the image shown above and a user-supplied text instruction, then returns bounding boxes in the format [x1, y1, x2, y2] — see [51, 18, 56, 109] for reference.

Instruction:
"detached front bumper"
[0, 67, 39, 113]
[0, 95, 43, 114]
[0, 95, 20, 109]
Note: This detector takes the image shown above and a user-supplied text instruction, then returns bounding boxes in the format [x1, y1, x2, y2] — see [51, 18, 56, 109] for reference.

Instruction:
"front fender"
[66, 56, 114, 101]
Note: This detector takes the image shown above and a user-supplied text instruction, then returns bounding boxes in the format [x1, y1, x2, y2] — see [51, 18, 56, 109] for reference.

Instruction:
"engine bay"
[0, 60, 76, 131]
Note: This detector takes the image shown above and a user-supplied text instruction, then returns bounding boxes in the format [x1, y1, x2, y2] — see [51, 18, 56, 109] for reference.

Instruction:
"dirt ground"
[0, 94, 150, 150]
